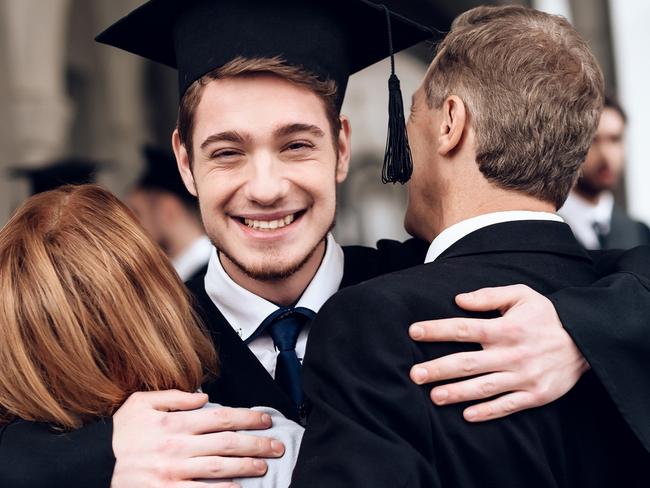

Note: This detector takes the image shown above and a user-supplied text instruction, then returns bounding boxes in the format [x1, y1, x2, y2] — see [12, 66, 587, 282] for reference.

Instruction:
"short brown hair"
[425, 5, 604, 208]
[0, 185, 217, 429]
[177, 56, 341, 162]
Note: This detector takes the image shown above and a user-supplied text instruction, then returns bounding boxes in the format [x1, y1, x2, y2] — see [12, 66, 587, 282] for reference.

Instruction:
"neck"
[166, 222, 205, 260]
[220, 239, 326, 306]
[431, 186, 555, 240]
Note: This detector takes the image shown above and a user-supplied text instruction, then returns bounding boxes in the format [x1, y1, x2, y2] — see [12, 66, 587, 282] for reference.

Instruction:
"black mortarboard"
[136, 145, 196, 206]
[97, 0, 435, 183]
[13, 160, 98, 195]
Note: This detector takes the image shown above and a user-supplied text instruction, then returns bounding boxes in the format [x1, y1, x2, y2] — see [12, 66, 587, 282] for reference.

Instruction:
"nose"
[243, 152, 290, 206]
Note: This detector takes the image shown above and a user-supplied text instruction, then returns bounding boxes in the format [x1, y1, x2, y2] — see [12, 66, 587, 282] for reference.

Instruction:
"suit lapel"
[189, 278, 299, 420]
[185, 245, 384, 421]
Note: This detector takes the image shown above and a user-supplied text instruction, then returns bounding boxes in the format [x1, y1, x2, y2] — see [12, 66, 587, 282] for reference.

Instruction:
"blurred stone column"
[4, 0, 72, 166]
[609, 1, 650, 224]
[90, 0, 149, 197]
[0, 2, 17, 224]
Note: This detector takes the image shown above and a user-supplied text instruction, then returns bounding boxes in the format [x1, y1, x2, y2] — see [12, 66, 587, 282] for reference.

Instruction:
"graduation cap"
[136, 145, 196, 206]
[96, 0, 435, 184]
[13, 160, 98, 195]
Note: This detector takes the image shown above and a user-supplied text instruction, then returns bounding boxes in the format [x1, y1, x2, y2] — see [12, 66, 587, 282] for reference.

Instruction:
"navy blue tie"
[253, 307, 315, 408]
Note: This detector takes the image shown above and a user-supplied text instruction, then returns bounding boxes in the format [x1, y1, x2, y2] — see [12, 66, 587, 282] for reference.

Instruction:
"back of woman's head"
[0, 184, 217, 429]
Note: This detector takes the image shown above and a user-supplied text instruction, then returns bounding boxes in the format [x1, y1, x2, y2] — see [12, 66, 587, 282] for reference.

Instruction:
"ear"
[172, 128, 198, 197]
[335, 115, 352, 183]
[437, 95, 467, 156]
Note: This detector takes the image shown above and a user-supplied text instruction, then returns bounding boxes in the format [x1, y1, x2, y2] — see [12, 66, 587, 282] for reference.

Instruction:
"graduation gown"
[1, 240, 650, 487]
[292, 221, 648, 488]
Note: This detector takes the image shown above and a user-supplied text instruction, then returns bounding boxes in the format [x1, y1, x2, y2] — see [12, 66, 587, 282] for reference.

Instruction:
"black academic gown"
[1, 239, 650, 487]
[291, 221, 648, 488]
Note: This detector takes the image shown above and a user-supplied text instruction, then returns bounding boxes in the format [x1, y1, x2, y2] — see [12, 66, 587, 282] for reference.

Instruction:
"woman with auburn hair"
[0, 184, 302, 486]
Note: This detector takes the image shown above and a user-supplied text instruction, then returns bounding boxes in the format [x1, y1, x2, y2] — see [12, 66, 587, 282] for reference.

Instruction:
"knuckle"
[154, 460, 175, 481]
[480, 381, 496, 397]
[502, 398, 518, 413]
[213, 408, 235, 428]
[461, 356, 477, 374]
[218, 431, 239, 451]
[160, 435, 183, 455]
[474, 322, 487, 343]
[456, 322, 470, 340]
[208, 458, 226, 476]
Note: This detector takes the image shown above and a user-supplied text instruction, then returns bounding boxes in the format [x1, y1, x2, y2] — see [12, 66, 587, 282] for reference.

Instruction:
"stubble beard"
[210, 218, 335, 282]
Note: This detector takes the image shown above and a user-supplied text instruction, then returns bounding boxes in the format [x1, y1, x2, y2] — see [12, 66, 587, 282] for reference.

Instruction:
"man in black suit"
[292, 6, 648, 487]
[2, 2, 650, 488]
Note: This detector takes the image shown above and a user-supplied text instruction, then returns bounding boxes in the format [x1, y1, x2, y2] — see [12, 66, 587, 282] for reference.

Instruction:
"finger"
[178, 407, 274, 435]
[455, 284, 532, 313]
[463, 391, 535, 422]
[187, 431, 285, 458]
[176, 456, 268, 480]
[411, 350, 505, 385]
[430, 372, 519, 405]
[409, 317, 496, 344]
[129, 390, 209, 412]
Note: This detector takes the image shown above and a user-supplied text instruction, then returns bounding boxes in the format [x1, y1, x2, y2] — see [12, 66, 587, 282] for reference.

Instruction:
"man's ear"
[437, 95, 467, 156]
[335, 115, 352, 184]
[172, 129, 198, 197]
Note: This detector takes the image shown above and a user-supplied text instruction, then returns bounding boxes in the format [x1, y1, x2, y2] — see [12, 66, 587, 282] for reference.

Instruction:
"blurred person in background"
[559, 96, 650, 249]
[0, 184, 303, 488]
[13, 158, 97, 195]
[128, 146, 211, 282]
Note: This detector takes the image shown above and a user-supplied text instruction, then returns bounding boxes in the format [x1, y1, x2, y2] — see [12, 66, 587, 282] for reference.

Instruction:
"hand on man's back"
[111, 390, 286, 487]
[409, 285, 589, 422]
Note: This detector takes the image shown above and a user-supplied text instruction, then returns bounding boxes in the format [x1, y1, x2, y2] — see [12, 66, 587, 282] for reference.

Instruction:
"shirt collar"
[171, 235, 213, 281]
[560, 191, 614, 229]
[204, 233, 344, 340]
[425, 210, 564, 264]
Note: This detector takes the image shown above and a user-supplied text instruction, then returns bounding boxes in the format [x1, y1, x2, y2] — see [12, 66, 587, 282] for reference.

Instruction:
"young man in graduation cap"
[291, 6, 649, 487]
[128, 146, 212, 282]
[1, 1, 649, 487]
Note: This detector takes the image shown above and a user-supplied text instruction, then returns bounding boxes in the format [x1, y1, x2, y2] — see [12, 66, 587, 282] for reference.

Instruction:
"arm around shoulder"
[550, 246, 650, 452]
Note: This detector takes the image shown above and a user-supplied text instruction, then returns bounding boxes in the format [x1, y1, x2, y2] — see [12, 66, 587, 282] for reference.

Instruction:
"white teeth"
[243, 213, 297, 230]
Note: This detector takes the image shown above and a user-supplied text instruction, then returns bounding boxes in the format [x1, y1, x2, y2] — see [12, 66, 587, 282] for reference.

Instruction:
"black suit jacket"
[2, 238, 650, 487]
[603, 206, 650, 249]
[292, 221, 647, 488]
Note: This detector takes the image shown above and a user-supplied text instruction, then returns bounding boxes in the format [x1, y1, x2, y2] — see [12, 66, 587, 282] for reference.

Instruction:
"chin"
[224, 242, 321, 282]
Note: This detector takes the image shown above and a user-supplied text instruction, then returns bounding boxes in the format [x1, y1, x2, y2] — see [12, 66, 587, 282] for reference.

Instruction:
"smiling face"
[174, 74, 350, 282]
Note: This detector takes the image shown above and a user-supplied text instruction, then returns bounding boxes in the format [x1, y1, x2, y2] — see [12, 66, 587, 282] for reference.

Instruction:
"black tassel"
[383, 73, 413, 184]
[380, 5, 413, 184]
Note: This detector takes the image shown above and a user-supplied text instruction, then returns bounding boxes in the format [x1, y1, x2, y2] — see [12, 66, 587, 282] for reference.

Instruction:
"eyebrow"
[200, 131, 250, 150]
[273, 123, 325, 139]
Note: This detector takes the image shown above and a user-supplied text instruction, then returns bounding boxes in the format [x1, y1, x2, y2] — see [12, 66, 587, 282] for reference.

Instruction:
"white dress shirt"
[172, 235, 213, 281]
[558, 191, 614, 250]
[425, 211, 565, 264]
[204, 233, 344, 378]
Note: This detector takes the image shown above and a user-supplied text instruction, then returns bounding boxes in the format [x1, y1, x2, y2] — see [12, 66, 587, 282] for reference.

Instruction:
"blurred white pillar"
[4, 0, 72, 165]
[532, 0, 573, 22]
[0, 2, 17, 224]
[609, 1, 650, 223]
